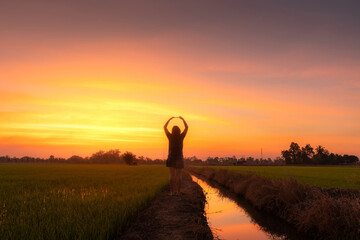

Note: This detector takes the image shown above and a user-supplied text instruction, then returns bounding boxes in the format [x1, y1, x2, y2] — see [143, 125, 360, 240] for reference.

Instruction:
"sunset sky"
[1, 1, 359, 159]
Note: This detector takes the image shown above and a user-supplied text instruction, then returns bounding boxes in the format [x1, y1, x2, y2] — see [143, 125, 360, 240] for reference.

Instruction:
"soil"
[116, 171, 213, 240]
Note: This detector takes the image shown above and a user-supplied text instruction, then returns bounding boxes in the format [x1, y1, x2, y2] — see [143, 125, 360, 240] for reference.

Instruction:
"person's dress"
[165, 132, 185, 169]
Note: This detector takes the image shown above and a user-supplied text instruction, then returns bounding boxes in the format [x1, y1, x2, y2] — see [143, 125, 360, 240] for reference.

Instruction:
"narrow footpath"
[116, 172, 213, 240]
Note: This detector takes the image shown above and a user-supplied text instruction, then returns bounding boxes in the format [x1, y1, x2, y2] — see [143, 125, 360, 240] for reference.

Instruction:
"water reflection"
[191, 175, 306, 240]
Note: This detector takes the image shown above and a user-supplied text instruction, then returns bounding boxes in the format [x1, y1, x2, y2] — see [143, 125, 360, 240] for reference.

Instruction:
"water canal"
[191, 175, 307, 240]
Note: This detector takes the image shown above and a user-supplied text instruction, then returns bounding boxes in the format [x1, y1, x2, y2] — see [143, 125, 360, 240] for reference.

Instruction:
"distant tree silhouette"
[342, 154, 359, 164]
[67, 155, 84, 163]
[205, 157, 220, 165]
[90, 149, 123, 163]
[301, 144, 314, 164]
[281, 142, 301, 164]
[184, 156, 202, 165]
[313, 145, 330, 164]
[122, 151, 137, 165]
[281, 142, 358, 165]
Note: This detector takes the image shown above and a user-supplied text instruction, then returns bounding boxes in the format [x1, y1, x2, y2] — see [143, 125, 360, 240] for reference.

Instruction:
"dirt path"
[116, 172, 213, 240]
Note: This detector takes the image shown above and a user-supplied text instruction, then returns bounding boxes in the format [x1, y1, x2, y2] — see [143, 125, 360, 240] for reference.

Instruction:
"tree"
[289, 142, 302, 164]
[185, 156, 202, 165]
[246, 157, 255, 165]
[67, 155, 84, 163]
[282, 142, 302, 164]
[342, 155, 359, 164]
[281, 150, 291, 164]
[90, 150, 105, 163]
[137, 156, 145, 164]
[122, 152, 137, 165]
[301, 144, 314, 164]
[105, 149, 122, 163]
[313, 145, 329, 164]
[89, 149, 122, 163]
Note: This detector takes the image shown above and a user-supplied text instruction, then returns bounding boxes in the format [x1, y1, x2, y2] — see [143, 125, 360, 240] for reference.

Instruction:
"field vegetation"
[0, 164, 169, 240]
[215, 165, 360, 189]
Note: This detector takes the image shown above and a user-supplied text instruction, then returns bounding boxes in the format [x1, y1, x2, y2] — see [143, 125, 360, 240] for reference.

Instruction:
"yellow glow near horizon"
[1, 38, 359, 159]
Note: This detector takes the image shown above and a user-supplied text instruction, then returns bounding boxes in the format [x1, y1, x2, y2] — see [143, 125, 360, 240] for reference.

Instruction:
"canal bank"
[117, 172, 213, 240]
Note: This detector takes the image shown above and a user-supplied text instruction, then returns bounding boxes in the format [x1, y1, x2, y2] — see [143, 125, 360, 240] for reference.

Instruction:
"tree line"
[1, 144, 358, 166]
[184, 156, 285, 166]
[0, 149, 162, 165]
[281, 142, 359, 165]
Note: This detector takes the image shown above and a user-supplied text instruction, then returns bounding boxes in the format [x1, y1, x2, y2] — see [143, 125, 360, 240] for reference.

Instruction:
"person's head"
[172, 126, 181, 136]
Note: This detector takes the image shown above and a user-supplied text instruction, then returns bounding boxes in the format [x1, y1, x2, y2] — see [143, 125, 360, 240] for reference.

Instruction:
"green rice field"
[215, 166, 360, 189]
[0, 164, 169, 240]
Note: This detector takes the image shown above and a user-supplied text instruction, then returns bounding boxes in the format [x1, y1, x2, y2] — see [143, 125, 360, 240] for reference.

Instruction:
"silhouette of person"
[164, 116, 188, 196]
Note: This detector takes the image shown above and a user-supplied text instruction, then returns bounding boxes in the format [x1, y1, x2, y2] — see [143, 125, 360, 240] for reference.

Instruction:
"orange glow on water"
[191, 175, 294, 240]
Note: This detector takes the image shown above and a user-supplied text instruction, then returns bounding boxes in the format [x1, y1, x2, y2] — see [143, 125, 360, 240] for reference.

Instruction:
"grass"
[214, 166, 360, 189]
[0, 164, 169, 240]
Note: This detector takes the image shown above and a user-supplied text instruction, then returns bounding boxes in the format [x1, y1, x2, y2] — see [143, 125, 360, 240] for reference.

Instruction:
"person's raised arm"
[179, 116, 188, 138]
[164, 117, 174, 137]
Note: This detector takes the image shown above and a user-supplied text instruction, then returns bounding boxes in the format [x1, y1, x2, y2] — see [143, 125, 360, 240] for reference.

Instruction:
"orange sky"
[1, 1, 359, 159]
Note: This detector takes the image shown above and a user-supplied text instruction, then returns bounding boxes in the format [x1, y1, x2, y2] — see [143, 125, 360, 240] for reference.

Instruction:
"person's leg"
[169, 167, 176, 195]
[175, 168, 182, 194]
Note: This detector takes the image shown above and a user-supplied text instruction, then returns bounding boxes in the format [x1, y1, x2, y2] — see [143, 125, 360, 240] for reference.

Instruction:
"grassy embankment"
[188, 166, 360, 239]
[216, 165, 360, 189]
[0, 164, 169, 240]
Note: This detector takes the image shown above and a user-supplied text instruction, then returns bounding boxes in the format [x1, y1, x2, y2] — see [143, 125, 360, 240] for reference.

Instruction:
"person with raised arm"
[164, 116, 188, 196]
